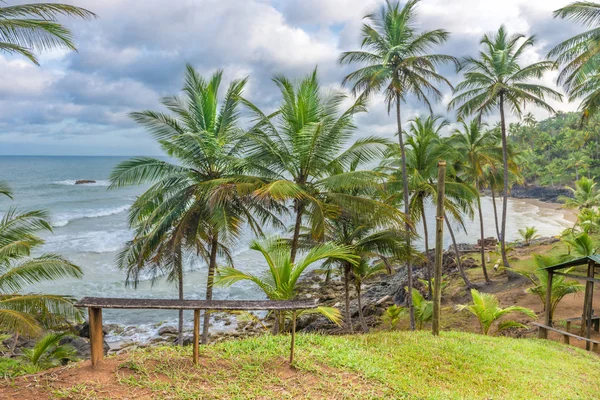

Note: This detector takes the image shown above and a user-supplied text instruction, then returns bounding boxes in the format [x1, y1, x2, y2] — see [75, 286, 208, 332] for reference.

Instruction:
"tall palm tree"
[111, 65, 281, 344]
[0, 2, 95, 65]
[449, 120, 502, 283]
[313, 213, 410, 332]
[339, 0, 456, 329]
[549, 2, 600, 97]
[379, 117, 478, 291]
[215, 238, 353, 331]
[242, 69, 390, 263]
[449, 26, 562, 271]
[0, 187, 82, 338]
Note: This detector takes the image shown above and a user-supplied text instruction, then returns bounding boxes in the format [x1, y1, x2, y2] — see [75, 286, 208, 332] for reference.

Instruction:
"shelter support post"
[540, 270, 553, 339]
[193, 309, 200, 364]
[89, 307, 104, 367]
[290, 310, 297, 364]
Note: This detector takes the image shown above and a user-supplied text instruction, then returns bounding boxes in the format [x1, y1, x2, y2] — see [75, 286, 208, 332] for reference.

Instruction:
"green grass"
[47, 331, 600, 399]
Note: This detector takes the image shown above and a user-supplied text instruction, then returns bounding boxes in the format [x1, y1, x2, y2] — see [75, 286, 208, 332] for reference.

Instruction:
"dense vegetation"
[512, 112, 600, 186]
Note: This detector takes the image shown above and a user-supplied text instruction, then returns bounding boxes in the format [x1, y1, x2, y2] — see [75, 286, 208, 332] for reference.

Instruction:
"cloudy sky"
[0, 0, 586, 156]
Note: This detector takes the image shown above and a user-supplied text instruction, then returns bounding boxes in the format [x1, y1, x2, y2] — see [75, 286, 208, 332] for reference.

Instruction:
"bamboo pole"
[432, 160, 446, 336]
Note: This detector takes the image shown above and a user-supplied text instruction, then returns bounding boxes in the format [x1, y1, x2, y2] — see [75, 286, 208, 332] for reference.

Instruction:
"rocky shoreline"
[497, 184, 572, 203]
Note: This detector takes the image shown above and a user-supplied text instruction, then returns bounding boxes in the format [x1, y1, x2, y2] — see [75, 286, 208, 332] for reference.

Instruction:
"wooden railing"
[74, 297, 318, 367]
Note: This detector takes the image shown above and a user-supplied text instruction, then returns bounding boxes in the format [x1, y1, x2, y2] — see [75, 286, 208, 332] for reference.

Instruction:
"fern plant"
[457, 289, 536, 335]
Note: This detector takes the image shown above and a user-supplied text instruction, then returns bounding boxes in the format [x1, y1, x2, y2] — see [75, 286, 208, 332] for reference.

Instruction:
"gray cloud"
[0, 0, 587, 155]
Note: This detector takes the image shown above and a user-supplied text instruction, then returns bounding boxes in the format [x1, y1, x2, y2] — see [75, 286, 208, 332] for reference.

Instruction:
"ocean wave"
[53, 180, 111, 187]
[43, 228, 132, 254]
[51, 205, 130, 227]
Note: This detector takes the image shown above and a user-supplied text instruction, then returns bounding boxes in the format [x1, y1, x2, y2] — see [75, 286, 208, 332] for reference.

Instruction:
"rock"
[476, 237, 498, 249]
[158, 326, 178, 336]
[75, 180, 96, 185]
[509, 184, 572, 203]
[60, 335, 109, 359]
[73, 322, 108, 338]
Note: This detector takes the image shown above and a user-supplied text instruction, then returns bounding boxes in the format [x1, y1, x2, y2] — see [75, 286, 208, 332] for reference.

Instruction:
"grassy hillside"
[3, 331, 600, 399]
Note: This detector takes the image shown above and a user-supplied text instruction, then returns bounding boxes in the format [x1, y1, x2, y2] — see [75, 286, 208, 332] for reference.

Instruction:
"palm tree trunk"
[476, 188, 491, 284]
[396, 93, 415, 331]
[176, 243, 184, 346]
[421, 204, 432, 298]
[290, 200, 304, 263]
[445, 214, 473, 289]
[356, 284, 368, 332]
[491, 186, 501, 241]
[499, 93, 511, 271]
[202, 233, 219, 344]
[344, 263, 353, 332]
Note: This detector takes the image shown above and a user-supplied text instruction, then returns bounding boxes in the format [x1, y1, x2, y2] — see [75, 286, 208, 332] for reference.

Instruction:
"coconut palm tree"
[379, 117, 478, 291]
[215, 238, 355, 331]
[0, 187, 83, 339]
[518, 227, 540, 246]
[449, 26, 562, 271]
[559, 177, 600, 210]
[449, 120, 502, 283]
[339, 0, 456, 329]
[111, 65, 282, 344]
[549, 2, 600, 97]
[457, 289, 536, 335]
[242, 69, 390, 263]
[0, 2, 95, 65]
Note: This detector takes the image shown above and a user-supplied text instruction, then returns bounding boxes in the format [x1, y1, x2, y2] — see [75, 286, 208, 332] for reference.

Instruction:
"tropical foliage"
[457, 289, 536, 335]
[517, 255, 584, 323]
[215, 238, 354, 331]
[21, 332, 76, 371]
[518, 226, 540, 246]
[0, 2, 95, 64]
[0, 186, 82, 338]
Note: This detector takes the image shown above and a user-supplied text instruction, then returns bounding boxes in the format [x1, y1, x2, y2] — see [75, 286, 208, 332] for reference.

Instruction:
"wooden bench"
[74, 297, 318, 367]
[532, 322, 600, 352]
[565, 316, 600, 333]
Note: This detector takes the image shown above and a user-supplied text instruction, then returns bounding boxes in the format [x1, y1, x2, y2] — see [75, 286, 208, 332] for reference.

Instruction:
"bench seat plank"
[75, 297, 318, 311]
[531, 322, 600, 345]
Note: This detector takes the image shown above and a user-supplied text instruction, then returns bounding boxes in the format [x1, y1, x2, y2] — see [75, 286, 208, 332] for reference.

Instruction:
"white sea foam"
[44, 228, 132, 254]
[51, 205, 130, 227]
[53, 180, 111, 187]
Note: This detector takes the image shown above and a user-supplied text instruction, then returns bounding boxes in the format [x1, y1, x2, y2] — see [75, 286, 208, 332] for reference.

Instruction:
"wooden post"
[586, 261, 594, 350]
[88, 307, 104, 366]
[432, 160, 446, 336]
[581, 261, 594, 337]
[539, 270, 553, 339]
[193, 309, 200, 364]
[290, 310, 297, 364]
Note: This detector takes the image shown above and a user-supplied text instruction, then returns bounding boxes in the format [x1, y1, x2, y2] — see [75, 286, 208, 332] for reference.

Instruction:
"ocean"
[0, 156, 574, 342]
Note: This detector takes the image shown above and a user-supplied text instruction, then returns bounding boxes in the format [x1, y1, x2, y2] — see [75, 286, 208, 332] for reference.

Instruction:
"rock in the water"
[158, 325, 178, 336]
[75, 180, 96, 184]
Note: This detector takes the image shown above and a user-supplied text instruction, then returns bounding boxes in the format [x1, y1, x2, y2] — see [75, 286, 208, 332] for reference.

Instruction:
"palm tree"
[242, 69, 390, 263]
[0, 187, 83, 339]
[562, 232, 596, 257]
[380, 117, 478, 291]
[549, 2, 600, 97]
[21, 332, 76, 371]
[449, 26, 562, 271]
[523, 112, 537, 127]
[559, 177, 600, 210]
[450, 120, 502, 283]
[457, 289, 536, 335]
[352, 260, 390, 332]
[410, 288, 433, 330]
[215, 238, 354, 331]
[0, 2, 96, 65]
[111, 65, 281, 344]
[518, 226, 539, 246]
[517, 255, 584, 325]
[339, 0, 455, 330]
